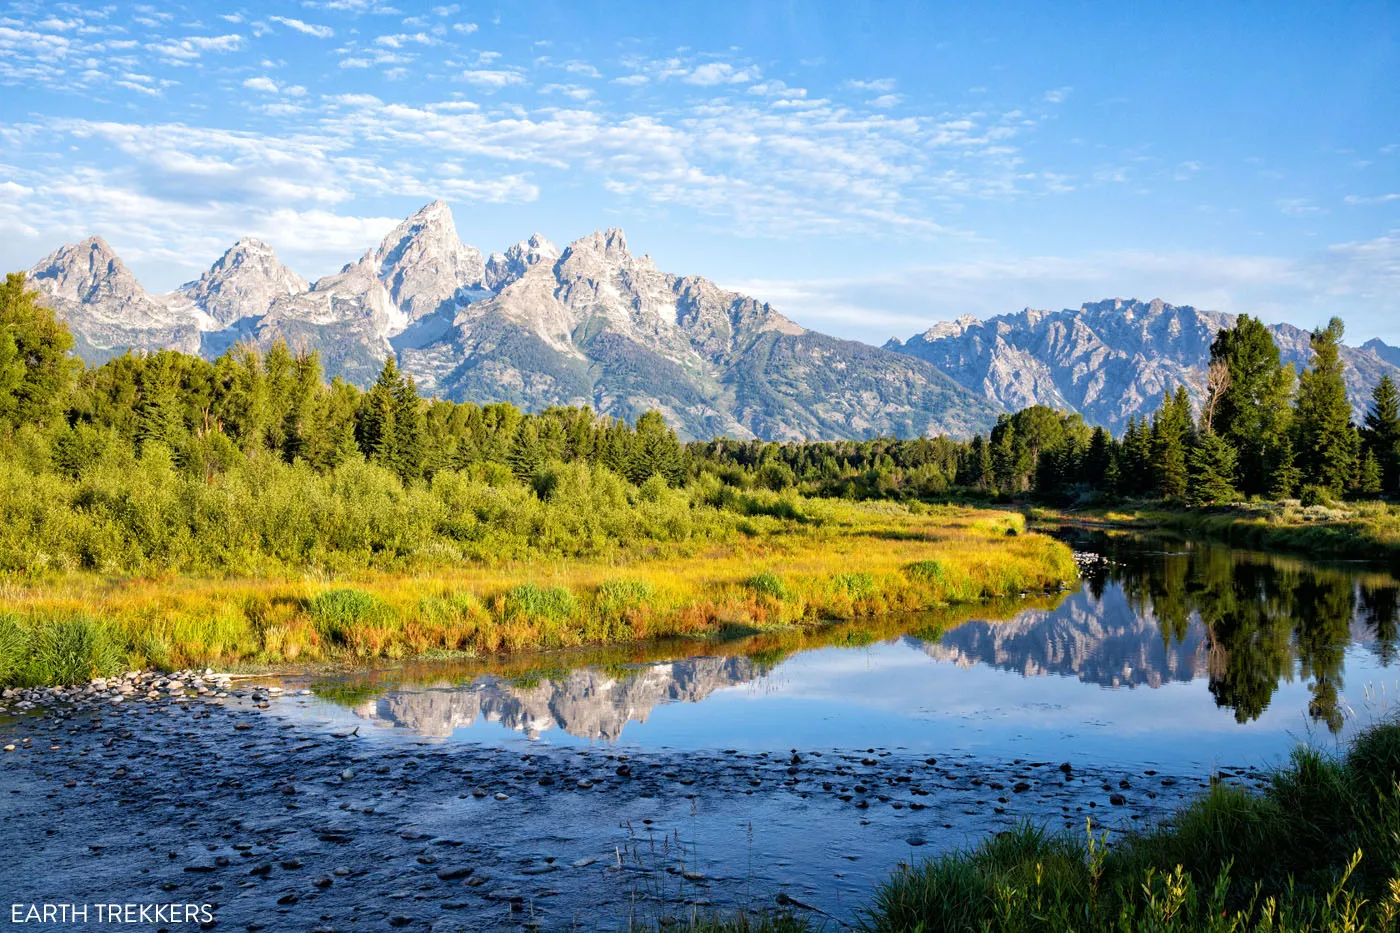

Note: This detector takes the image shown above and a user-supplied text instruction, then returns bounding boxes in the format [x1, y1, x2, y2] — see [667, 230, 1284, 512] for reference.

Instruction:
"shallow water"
[11, 530, 1397, 929]
[275, 531, 1400, 774]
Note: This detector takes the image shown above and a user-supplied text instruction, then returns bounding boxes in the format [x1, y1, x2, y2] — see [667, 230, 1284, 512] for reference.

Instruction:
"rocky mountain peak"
[484, 233, 560, 291]
[364, 200, 485, 322]
[562, 227, 630, 262]
[29, 236, 144, 307]
[181, 238, 309, 327]
[890, 297, 1400, 430]
[918, 313, 980, 341]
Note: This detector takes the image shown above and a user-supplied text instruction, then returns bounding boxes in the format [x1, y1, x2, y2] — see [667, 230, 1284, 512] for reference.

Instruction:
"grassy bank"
[645, 720, 1400, 933]
[1030, 499, 1400, 563]
[0, 504, 1076, 688]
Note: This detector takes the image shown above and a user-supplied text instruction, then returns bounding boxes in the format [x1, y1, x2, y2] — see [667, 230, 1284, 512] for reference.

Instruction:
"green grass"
[0, 613, 126, 687]
[0, 504, 1078, 687]
[1039, 500, 1400, 563]
[859, 721, 1400, 932]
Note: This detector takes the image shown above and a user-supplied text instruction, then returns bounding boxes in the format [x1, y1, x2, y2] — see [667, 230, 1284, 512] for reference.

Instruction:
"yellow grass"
[0, 504, 1078, 683]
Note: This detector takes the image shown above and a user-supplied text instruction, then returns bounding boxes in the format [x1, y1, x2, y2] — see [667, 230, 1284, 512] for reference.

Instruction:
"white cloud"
[846, 77, 896, 93]
[1346, 193, 1400, 205]
[1043, 87, 1072, 103]
[146, 33, 242, 63]
[459, 68, 525, 88]
[242, 76, 280, 94]
[562, 60, 601, 79]
[270, 16, 334, 39]
[683, 62, 757, 86]
[451, 22, 478, 34]
[868, 94, 902, 109]
[375, 32, 437, 48]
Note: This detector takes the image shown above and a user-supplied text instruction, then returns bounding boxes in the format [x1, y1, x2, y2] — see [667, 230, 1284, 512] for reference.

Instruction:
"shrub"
[1300, 484, 1333, 508]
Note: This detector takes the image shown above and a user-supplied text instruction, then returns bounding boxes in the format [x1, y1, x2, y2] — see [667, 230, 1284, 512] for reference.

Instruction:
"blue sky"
[0, 0, 1396, 344]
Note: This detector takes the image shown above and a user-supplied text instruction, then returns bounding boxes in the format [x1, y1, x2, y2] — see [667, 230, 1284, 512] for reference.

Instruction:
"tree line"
[695, 314, 1400, 507]
[3, 269, 1396, 507]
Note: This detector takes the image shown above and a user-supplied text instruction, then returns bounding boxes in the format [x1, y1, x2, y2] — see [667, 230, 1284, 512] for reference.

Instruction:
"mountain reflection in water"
[313, 534, 1400, 748]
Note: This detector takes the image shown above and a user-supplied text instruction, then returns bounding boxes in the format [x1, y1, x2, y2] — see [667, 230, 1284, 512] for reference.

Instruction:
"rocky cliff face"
[27, 237, 206, 359]
[889, 298, 1400, 429]
[30, 202, 998, 440]
[178, 238, 309, 328]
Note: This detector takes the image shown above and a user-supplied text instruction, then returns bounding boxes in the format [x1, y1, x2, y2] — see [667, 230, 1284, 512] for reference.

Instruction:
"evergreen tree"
[1294, 317, 1358, 493]
[1150, 387, 1193, 499]
[1118, 417, 1152, 496]
[1358, 450, 1383, 496]
[134, 352, 186, 452]
[1210, 315, 1294, 497]
[1364, 374, 1400, 494]
[1084, 426, 1114, 490]
[358, 357, 404, 475]
[1188, 432, 1239, 506]
[390, 370, 425, 480]
[1270, 443, 1302, 499]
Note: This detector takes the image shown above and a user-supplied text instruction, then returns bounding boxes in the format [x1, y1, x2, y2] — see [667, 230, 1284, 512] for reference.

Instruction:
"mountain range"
[26, 200, 1400, 439]
[887, 299, 1400, 430]
[26, 201, 995, 441]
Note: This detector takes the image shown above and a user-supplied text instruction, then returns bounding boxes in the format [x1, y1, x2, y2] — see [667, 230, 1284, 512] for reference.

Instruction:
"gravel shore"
[1, 674, 1259, 931]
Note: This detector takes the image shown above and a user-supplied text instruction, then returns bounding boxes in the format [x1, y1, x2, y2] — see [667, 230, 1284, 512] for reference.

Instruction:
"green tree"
[1188, 432, 1239, 506]
[1150, 387, 1193, 499]
[1363, 374, 1400, 494]
[1294, 317, 1358, 493]
[1210, 315, 1296, 497]
[0, 272, 78, 431]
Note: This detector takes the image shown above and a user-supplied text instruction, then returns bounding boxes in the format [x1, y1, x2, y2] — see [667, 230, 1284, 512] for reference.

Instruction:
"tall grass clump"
[0, 615, 127, 686]
[746, 572, 790, 601]
[861, 721, 1400, 933]
[307, 588, 393, 649]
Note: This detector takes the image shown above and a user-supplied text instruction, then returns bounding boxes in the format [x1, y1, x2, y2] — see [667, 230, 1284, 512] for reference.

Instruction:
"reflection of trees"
[1362, 586, 1399, 667]
[1083, 533, 1398, 734]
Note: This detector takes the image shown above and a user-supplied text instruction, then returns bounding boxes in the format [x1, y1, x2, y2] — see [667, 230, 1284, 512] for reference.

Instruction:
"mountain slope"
[888, 298, 1400, 430]
[27, 202, 998, 440]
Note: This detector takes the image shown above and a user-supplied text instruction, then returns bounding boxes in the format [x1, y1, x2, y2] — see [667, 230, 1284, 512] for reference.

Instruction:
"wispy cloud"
[270, 16, 334, 39]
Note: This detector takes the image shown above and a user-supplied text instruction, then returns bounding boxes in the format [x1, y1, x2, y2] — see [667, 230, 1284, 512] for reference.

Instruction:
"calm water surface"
[276, 531, 1400, 773]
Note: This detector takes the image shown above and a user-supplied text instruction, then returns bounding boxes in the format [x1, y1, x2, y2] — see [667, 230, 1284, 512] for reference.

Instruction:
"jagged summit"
[484, 233, 559, 291]
[25, 200, 1001, 440]
[890, 297, 1400, 428]
[181, 238, 309, 328]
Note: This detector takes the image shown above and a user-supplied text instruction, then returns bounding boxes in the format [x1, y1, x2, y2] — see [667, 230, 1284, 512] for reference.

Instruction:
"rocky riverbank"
[0, 673, 1261, 931]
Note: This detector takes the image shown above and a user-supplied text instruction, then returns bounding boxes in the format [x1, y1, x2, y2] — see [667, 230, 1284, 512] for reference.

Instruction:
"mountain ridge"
[27, 201, 998, 441]
[887, 297, 1400, 429]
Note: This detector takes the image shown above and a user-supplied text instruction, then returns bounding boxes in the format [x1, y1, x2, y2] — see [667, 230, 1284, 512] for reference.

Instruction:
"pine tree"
[1270, 443, 1302, 499]
[1151, 387, 1193, 499]
[390, 371, 425, 481]
[1358, 450, 1383, 496]
[1211, 315, 1295, 497]
[1188, 431, 1239, 506]
[1364, 374, 1400, 494]
[358, 357, 402, 473]
[1294, 317, 1358, 493]
[1084, 427, 1114, 491]
[134, 352, 186, 453]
